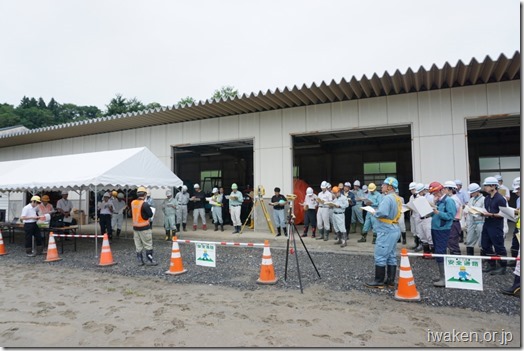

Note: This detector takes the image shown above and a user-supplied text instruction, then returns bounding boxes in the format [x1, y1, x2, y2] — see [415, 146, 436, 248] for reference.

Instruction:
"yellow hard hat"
[31, 196, 41, 203]
[41, 195, 50, 202]
[137, 186, 147, 193]
[368, 183, 377, 192]
[112, 191, 118, 197]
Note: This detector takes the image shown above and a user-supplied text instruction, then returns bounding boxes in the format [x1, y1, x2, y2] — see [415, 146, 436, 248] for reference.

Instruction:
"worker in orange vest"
[131, 186, 157, 266]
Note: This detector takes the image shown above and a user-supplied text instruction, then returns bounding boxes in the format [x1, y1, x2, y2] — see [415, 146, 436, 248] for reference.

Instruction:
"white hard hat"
[182, 185, 188, 191]
[494, 175, 503, 181]
[443, 180, 457, 189]
[166, 190, 172, 196]
[454, 179, 462, 185]
[326, 182, 332, 189]
[103, 192, 110, 197]
[117, 193, 124, 199]
[424, 184, 430, 190]
[306, 187, 313, 195]
[193, 183, 200, 189]
[61, 190, 69, 195]
[415, 183, 425, 193]
[512, 177, 520, 191]
[483, 176, 499, 186]
[212, 187, 218, 194]
[467, 183, 481, 194]
[344, 182, 351, 187]
[320, 181, 328, 189]
[353, 180, 360, 187]
[362, 185, 368, 192]
[408, 182, 417, 190]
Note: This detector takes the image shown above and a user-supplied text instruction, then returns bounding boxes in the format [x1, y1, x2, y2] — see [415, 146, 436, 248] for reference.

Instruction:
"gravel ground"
[1, 237, 520, 316]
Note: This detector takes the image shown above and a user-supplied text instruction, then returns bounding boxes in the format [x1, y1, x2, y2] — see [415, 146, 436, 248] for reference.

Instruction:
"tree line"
[0, 86, 238, 130]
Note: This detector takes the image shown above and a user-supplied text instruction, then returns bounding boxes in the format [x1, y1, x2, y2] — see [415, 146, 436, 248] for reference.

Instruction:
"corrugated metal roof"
[0, 51, 520, 148]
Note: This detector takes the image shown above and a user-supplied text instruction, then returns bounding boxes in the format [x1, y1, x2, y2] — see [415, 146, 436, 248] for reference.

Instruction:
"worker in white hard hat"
[174, 185, 190, 232]
[111, 192, 127, 239]
[131, 186, 157, 266]
[464, 183, 484, 256]
[494, 175, 511, 202]
[98, 192, 114, 241]
[342, 182, 355, 234]
[210, 187, 224, 231]
[56, 190, 77, 227]
[316, 181, 334, 241]
[21, 195, 44, 256]
[300, 187, 318, 238]
[162, 190, 177, 241]
[229, 183, 243, 234]
[480, 176, 508, 275]
[407, 182, 421, 251]
[454, 179, 469, 205]
[190, 184, 207, 231]
[350, 180, 365, 234]
[413, 183, 432, 255]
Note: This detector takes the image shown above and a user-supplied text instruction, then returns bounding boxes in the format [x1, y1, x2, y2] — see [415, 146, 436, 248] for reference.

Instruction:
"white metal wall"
[0, 80, 520, 217]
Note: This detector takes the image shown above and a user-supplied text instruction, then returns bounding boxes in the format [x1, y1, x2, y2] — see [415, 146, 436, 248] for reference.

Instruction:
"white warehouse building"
[0, 51, 520, 225]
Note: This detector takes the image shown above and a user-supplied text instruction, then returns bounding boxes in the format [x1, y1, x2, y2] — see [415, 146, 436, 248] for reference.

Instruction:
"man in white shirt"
[21, 195, 44, 257]
[316, 181, 334, 241]
[98, 192, 114, 240]
[111, 192, 127, 238]
[56, 190, 76, 225]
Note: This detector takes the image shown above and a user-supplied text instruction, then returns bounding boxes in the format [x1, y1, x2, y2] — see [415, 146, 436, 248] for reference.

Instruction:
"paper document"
[151, 207, 156, 220]
[361, 206, 376, 214]
[413, 197, 434, 217]
[499, 206, 517, 222]
[469, 206, 489, 216]
[401, 205, 411, 213]
[324, 201, 337, 207]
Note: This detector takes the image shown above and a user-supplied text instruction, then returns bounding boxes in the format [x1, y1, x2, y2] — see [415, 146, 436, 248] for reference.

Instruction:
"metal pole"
[94, 185, 98, 258]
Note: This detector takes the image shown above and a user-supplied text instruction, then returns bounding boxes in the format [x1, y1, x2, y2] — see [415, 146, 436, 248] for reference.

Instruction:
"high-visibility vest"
[131, 199, 149, 228]
[378, 194, 403, 225]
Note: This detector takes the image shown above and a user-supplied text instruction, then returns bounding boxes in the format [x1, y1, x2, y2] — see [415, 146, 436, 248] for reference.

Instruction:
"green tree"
[177, 96, 196, 107]
[0, 103, 21, 128]
[15, 107, 54, 129]
[37, 97, 47, 109]
[211, 86, 238, 101]
[105, 94, 150, 116]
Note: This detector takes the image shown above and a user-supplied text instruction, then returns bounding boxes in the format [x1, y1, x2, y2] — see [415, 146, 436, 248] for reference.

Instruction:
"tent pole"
[124, 187, 128, 239]
[77, 189, 83, 233]
[94, 185, 98, 258]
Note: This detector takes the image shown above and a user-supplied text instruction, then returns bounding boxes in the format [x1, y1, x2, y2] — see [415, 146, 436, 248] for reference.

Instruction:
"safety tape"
[406, 252, 520, 261]
[51, 234, 104, 238]
[175, 239, 265, 247]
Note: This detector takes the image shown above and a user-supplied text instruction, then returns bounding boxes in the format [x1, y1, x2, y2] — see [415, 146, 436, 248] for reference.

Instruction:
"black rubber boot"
[136, 252, 145, 266]
[283, 227, 288, 237]
[433, 262, 446, 287]
[422, 243, 432, 259]
[323, 230, 329, 241]
[214, 223, 219, 231]
[500, 276, 520, 296]
[276, 228, 282, 237]
[165, 230, 171, 241]
[365, 266, 386, 289]
[220, 224, 224, 232]
[334, 232, 342, 245]
[176, 224, 181, 232]
[358, 233, 367, 243]
[466, 247, 474, 256]
[145, 250, 158, 266]
[26, 248, 36, 257]
[316, 229, 324, 240]
[490, 261, 507, 275]
[410, 236, 420, 250]
[401, 232, 406, 245]
[116, 229, 121, 238]
[340, 232, 348, 247]
[183, 223, 187, 232]
[385, 265, 397, 288]
[302, 226, 308, 237]
[311, 227, 316, 238]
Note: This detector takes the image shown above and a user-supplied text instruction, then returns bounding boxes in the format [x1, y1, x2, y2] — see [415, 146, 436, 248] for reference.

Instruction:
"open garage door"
[173, 140, 254, 224]
[467, 115, 520, 207]
[293, 125, 413, 196]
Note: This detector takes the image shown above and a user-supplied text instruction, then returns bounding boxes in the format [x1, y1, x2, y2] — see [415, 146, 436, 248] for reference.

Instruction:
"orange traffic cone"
[0, 230, 7, 256]
[165, 236, 187, 275]
[257, 240, 278, 285]
[394, 248, 421, 301]
[44, 233, 62, 262]
[98, 233, 117, 266]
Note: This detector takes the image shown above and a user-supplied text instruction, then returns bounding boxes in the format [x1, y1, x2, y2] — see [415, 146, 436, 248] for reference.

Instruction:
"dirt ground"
[0, 263, 519, 348]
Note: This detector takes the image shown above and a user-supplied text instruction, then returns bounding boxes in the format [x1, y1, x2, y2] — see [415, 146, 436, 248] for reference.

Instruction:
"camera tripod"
[240, 185, 276, 235]
[284, 194, 321, 293]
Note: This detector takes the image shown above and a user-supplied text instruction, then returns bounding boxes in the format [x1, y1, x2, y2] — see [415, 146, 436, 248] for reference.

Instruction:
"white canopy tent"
[0, 147, 183, 256]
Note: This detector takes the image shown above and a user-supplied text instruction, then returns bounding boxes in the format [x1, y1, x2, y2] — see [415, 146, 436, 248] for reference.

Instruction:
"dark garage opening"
[293, 125, 413, 199]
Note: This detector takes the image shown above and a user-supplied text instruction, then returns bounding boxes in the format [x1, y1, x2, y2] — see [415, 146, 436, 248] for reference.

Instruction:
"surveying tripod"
[240, 185, 276, 235]
[284, 193, 321, 293]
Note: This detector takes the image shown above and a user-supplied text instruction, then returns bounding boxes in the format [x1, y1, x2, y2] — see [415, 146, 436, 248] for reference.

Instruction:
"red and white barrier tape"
[51, 234, 104, 238]
[175, 239, 265, 247]
[407, 252, 520, 261]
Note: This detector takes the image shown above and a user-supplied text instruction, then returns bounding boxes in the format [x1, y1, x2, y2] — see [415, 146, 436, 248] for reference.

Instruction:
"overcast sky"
[0, 0, 520, 111]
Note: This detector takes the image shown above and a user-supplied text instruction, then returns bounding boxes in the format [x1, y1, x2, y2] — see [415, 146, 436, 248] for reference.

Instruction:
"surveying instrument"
[283, 193, 321, 293]
[240, 185, 276, 235]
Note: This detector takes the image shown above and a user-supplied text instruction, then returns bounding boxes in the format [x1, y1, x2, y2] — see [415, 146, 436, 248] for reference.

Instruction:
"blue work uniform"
[430, 195, 457, 263]
[372, 192, 402, 266]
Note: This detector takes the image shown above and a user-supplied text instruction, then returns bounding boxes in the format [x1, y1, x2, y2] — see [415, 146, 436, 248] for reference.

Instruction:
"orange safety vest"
[378, 194, 403, 225]
[131, 199, 149, 228]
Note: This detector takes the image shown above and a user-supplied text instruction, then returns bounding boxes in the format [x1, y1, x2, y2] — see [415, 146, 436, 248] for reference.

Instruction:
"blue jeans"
[431, 229, 450, 263]
[374, 228, 400, 266]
